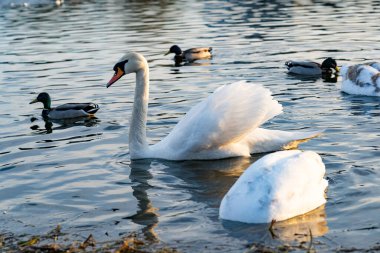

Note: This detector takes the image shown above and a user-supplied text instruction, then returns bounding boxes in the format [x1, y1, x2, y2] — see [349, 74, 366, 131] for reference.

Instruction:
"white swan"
[219, 150, 328, 223]
[106, 52, 321, 160]
[340, 63, 380, 96]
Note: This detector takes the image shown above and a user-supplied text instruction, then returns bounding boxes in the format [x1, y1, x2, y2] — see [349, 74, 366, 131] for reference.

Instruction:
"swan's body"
[366, 62, 380, 71]
[285, 58, 339, 76]
[165, 45, 212, 63]
[106, 52, 320, 160]
[219, 150, 328, 223]
[340, 64, 380, 96]
[30, 92, 99, 119]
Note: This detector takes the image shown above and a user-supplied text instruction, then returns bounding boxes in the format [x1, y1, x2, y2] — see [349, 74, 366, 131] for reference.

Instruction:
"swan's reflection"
[341, 94, 380, 117]
[30, 117, 100, 134]
[127, 154, 328, 244]
[222, 204, 327, 246]
[128, 159, 159, 242]
[272, 205, 328, 241]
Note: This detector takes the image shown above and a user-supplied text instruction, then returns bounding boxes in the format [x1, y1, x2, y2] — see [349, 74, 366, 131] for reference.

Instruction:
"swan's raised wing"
[156, 81, 282, 156]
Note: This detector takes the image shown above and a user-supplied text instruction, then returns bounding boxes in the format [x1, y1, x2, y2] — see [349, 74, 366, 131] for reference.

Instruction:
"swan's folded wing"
[160, 81, 283, 154]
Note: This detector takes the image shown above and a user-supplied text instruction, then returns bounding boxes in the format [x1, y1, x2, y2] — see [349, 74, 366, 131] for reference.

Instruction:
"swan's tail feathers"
[246, 128, 323, 154]
[282, 131, 323, 150]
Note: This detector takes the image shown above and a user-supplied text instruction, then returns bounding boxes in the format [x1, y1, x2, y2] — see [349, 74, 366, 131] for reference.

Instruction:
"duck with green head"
[165, 45, 212, 64]
[30, 92, 99, 119]
[285, 57, 339, 76]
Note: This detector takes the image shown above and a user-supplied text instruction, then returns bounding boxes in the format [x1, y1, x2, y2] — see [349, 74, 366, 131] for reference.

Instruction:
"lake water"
[1, 0, 379, 252]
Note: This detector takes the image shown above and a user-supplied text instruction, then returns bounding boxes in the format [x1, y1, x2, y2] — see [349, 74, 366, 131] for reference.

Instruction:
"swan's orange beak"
[106, 67, 125, 88]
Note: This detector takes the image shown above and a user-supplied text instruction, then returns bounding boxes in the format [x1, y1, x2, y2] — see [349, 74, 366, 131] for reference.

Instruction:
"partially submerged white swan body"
[340, 63, 380, 97]
[106, 52, 321, 160]
[219, 150, 328, 223]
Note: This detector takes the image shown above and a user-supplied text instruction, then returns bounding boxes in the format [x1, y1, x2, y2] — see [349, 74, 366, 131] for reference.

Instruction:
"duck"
[164, 45, 212, 64]
[30, 92, 99, 119]
[285, 57, 339, 76]
[219, 150, 328, 223]
[106, 52, 321, 160]
[340, 63, 380, 96]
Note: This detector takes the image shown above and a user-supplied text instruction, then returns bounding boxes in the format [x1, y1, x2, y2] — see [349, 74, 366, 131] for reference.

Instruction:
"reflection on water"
[1, 0, 380, 251]
[30, 117, 100, 134]
[272, 205, 328, 241]
[222, 205, 328, 245]
[128, 160, 159, 242]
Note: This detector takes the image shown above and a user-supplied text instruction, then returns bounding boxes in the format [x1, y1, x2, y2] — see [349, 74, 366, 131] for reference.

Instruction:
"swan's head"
[321, 57, 339, 73]
[106, 52, 148, 88]
[164, 45, 182, 56]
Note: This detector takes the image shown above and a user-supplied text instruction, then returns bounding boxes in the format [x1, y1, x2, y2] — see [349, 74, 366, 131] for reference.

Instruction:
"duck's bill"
[29, 98, 38, 104]
[106, 67, 124, 88]
[335, 66, 340, 72]
[164, 50, 170, 56]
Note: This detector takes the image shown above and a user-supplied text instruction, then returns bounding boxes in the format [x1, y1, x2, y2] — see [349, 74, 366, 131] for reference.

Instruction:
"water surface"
[1, 0, 380, 252]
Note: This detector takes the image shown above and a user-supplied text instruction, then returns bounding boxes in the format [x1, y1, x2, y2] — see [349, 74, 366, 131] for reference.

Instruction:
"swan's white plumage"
[219, 150, 328, 223]
[150, 81, 283, 160]
[367, 62, 380, 71]
[340, 64, 380, 97]
[107, 52, 321, 160]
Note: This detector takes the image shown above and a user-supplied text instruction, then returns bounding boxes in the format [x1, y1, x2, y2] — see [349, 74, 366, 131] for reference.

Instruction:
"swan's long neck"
[129, 65, 149, 157]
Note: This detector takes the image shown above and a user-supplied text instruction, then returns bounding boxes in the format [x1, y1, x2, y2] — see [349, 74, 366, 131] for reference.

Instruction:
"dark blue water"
[1, 0, 379, 252]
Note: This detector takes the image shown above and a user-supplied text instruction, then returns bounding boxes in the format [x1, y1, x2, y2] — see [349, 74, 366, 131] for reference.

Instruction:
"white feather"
[340, 64, 380, 97]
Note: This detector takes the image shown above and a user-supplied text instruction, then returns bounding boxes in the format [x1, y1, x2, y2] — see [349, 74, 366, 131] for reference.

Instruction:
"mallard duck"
[30, 92, 99, 119]
[105, 52, 321, 160]
[285, 57, 339, 76]
[164, 45, 212, 63]
[340, 64, 380, 96]
[219, 150, 328, 223]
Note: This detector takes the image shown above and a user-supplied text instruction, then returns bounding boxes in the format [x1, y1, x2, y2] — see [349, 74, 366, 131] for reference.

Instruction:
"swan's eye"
[113, 60, 129, 72]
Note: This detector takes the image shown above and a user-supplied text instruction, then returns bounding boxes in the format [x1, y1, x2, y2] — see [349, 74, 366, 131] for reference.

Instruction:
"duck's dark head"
[30, 92, 51, 109]
[321, 58, 339, 73]
[165, 45, 182, 56]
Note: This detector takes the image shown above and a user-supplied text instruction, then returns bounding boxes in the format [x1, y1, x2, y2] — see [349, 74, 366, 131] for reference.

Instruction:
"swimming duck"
[164, 45, 212, 63]
[285, 57, 339, 76]
[219, 150, 328, 223]
[105, 52, 321, 160]
[30, 92, 99, 119]
[340, 63, 380, 96]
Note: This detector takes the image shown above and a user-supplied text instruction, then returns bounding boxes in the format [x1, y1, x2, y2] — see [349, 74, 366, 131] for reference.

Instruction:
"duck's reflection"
[286, 72, 338, 83]
[30, 117, 100, 134]
[322, 72, 338, 83]
[127, 154, 329, 244]
[173, 60, 212, 67]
